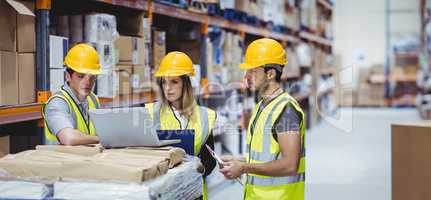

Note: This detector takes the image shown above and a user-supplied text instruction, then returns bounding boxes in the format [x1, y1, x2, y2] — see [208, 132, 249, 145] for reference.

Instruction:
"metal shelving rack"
[0, 0, 334, 152]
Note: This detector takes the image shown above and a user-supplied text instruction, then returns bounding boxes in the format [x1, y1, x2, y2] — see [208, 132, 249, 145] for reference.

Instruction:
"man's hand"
[219, 160, 245, 180]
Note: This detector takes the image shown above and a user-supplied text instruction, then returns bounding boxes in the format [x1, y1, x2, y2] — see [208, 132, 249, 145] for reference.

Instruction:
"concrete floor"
[207, 108, 422, 200]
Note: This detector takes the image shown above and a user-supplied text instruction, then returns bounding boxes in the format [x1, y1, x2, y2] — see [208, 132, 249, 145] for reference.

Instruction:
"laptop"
[89, 107, 180, 148]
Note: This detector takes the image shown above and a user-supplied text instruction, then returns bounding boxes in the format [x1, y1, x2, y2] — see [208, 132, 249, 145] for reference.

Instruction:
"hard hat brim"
[67, 65, 102, 75]
[239, 62, 258, 70]
[239, 61, 288, 70]
[154, 70, 196, 77]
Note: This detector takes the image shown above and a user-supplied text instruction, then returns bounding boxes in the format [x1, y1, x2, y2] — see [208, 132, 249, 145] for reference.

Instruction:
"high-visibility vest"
[244, 92, 306, 200]
[145, 102, 216, 154]
[43, 86, 100, 144]
[145, 102, 216, 200]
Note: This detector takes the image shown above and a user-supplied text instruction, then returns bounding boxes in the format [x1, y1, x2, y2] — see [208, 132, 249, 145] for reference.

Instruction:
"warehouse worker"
[43, 43, 102, 145]
[145, 51, 216, 200]
[219, 38, 306, 200]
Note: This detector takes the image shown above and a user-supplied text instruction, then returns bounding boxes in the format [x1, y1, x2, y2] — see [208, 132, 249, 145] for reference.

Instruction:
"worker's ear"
[65, 71, 71, 82]
[266, 68, 276, 81]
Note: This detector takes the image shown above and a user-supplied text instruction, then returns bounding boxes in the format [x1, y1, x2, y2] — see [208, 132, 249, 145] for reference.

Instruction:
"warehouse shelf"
[0, 104, 43, 125]
[320, 67, 335, 75]
[0, 91, 154, 126]
[317, 87, 334, 98]
[92, 0, 299, 42]
[94, 0, 148, 10]
[151, 2, 299, 42]
[281, 72, 301, 80]
[394, 52, 418, 59]
[299, 31, 332, 47]
[100, 90, 155, 108]
[317, 0, 333, 12]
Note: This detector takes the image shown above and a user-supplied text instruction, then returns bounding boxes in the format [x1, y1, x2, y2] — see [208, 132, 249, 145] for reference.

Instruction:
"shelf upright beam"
[35, 0, 52, 145]
[36, 0, 51, 103]
[200, 23, 210, 99]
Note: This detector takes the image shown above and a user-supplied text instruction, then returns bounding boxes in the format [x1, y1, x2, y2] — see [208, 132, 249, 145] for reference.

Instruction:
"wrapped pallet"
[53, 158, 202, 200]
[0, 180, 52, 200]
[0, 150, 172, 183]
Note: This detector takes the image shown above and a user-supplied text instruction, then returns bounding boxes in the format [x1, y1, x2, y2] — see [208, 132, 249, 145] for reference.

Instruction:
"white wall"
[334, 0, 420, 86]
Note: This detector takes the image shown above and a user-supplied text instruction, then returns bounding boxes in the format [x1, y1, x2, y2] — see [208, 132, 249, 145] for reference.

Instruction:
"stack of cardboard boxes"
[49, 35, 68, 93]
[114, 21, 154, 96]
[300, 0, 318, 31]
[0, 0, 37, 159]
[0, 0, 36, 105]
[357, 66, 385, 107]
[222, 32, 243, 83]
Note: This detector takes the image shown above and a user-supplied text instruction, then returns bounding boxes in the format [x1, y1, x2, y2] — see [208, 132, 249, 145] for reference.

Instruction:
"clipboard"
[157, 129, 195, 155]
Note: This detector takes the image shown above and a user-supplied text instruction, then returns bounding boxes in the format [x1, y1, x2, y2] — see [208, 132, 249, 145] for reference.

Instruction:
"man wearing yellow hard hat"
[43, 43, 102, 145]
[145, 51, 216, 200]
[219, 38, 306, 200]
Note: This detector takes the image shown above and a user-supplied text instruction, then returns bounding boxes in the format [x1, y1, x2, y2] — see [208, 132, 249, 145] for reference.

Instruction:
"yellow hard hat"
[64, 43, 101, 75]
[154, 51, 195, 77]
[239, 38, 287, 70]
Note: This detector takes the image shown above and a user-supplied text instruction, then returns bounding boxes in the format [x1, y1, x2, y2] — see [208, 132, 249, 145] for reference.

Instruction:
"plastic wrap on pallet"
[54, 181, 151, 200]
[145, 156, 203, 200]
[69, 15, 84, 47]
[52, 158, 201, 200]
[84, 13, 119, 43]
[0, 180, 52, 199]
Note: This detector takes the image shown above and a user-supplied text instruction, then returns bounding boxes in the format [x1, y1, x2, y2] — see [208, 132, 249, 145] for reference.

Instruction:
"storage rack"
[0, 0, 334, 153]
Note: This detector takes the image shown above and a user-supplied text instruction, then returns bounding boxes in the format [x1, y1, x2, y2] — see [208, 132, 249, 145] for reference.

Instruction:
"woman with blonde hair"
[145, 51, 216, 199]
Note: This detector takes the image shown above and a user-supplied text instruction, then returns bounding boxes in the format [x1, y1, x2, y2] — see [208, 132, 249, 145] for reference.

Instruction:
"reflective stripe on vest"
[148, 102, 214, 155]
[249, 172, 305, 186]
[245, 92, 306, 200]
[43, 87, 100, 144]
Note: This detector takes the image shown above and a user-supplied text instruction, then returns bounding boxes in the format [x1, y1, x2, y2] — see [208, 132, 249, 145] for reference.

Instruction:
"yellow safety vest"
[245, 92, 306, 200]
[43, 86, 100, 144]
[145, 102, 216, 200]
[145, 102, 216, 155]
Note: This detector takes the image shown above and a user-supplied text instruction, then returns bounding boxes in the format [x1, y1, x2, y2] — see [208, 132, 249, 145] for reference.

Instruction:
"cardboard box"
[115, 36, 146, 65]
[104, 147, 186, 168]
[50, 68, 65, 93]
[96, 69, 118, 98]
[18, 53, 35, 104]
[152, 30, 166, 69]
[84, 13, 117, 43]
[392, 122, 431, 200]
[116, 13, 145, 37]
[235, 0, 249, 13]
[0, 149, 170, 183]
[0, 51, 19, 105]
[49, 35, 68, 68]
[132, 65, 151, 92]
[116, 64, 133, 95]
[93, 43, 115, 67]
[0, 136, 10, 158]
[36, 145, 104, 157]
[0, 0, 35, 52]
